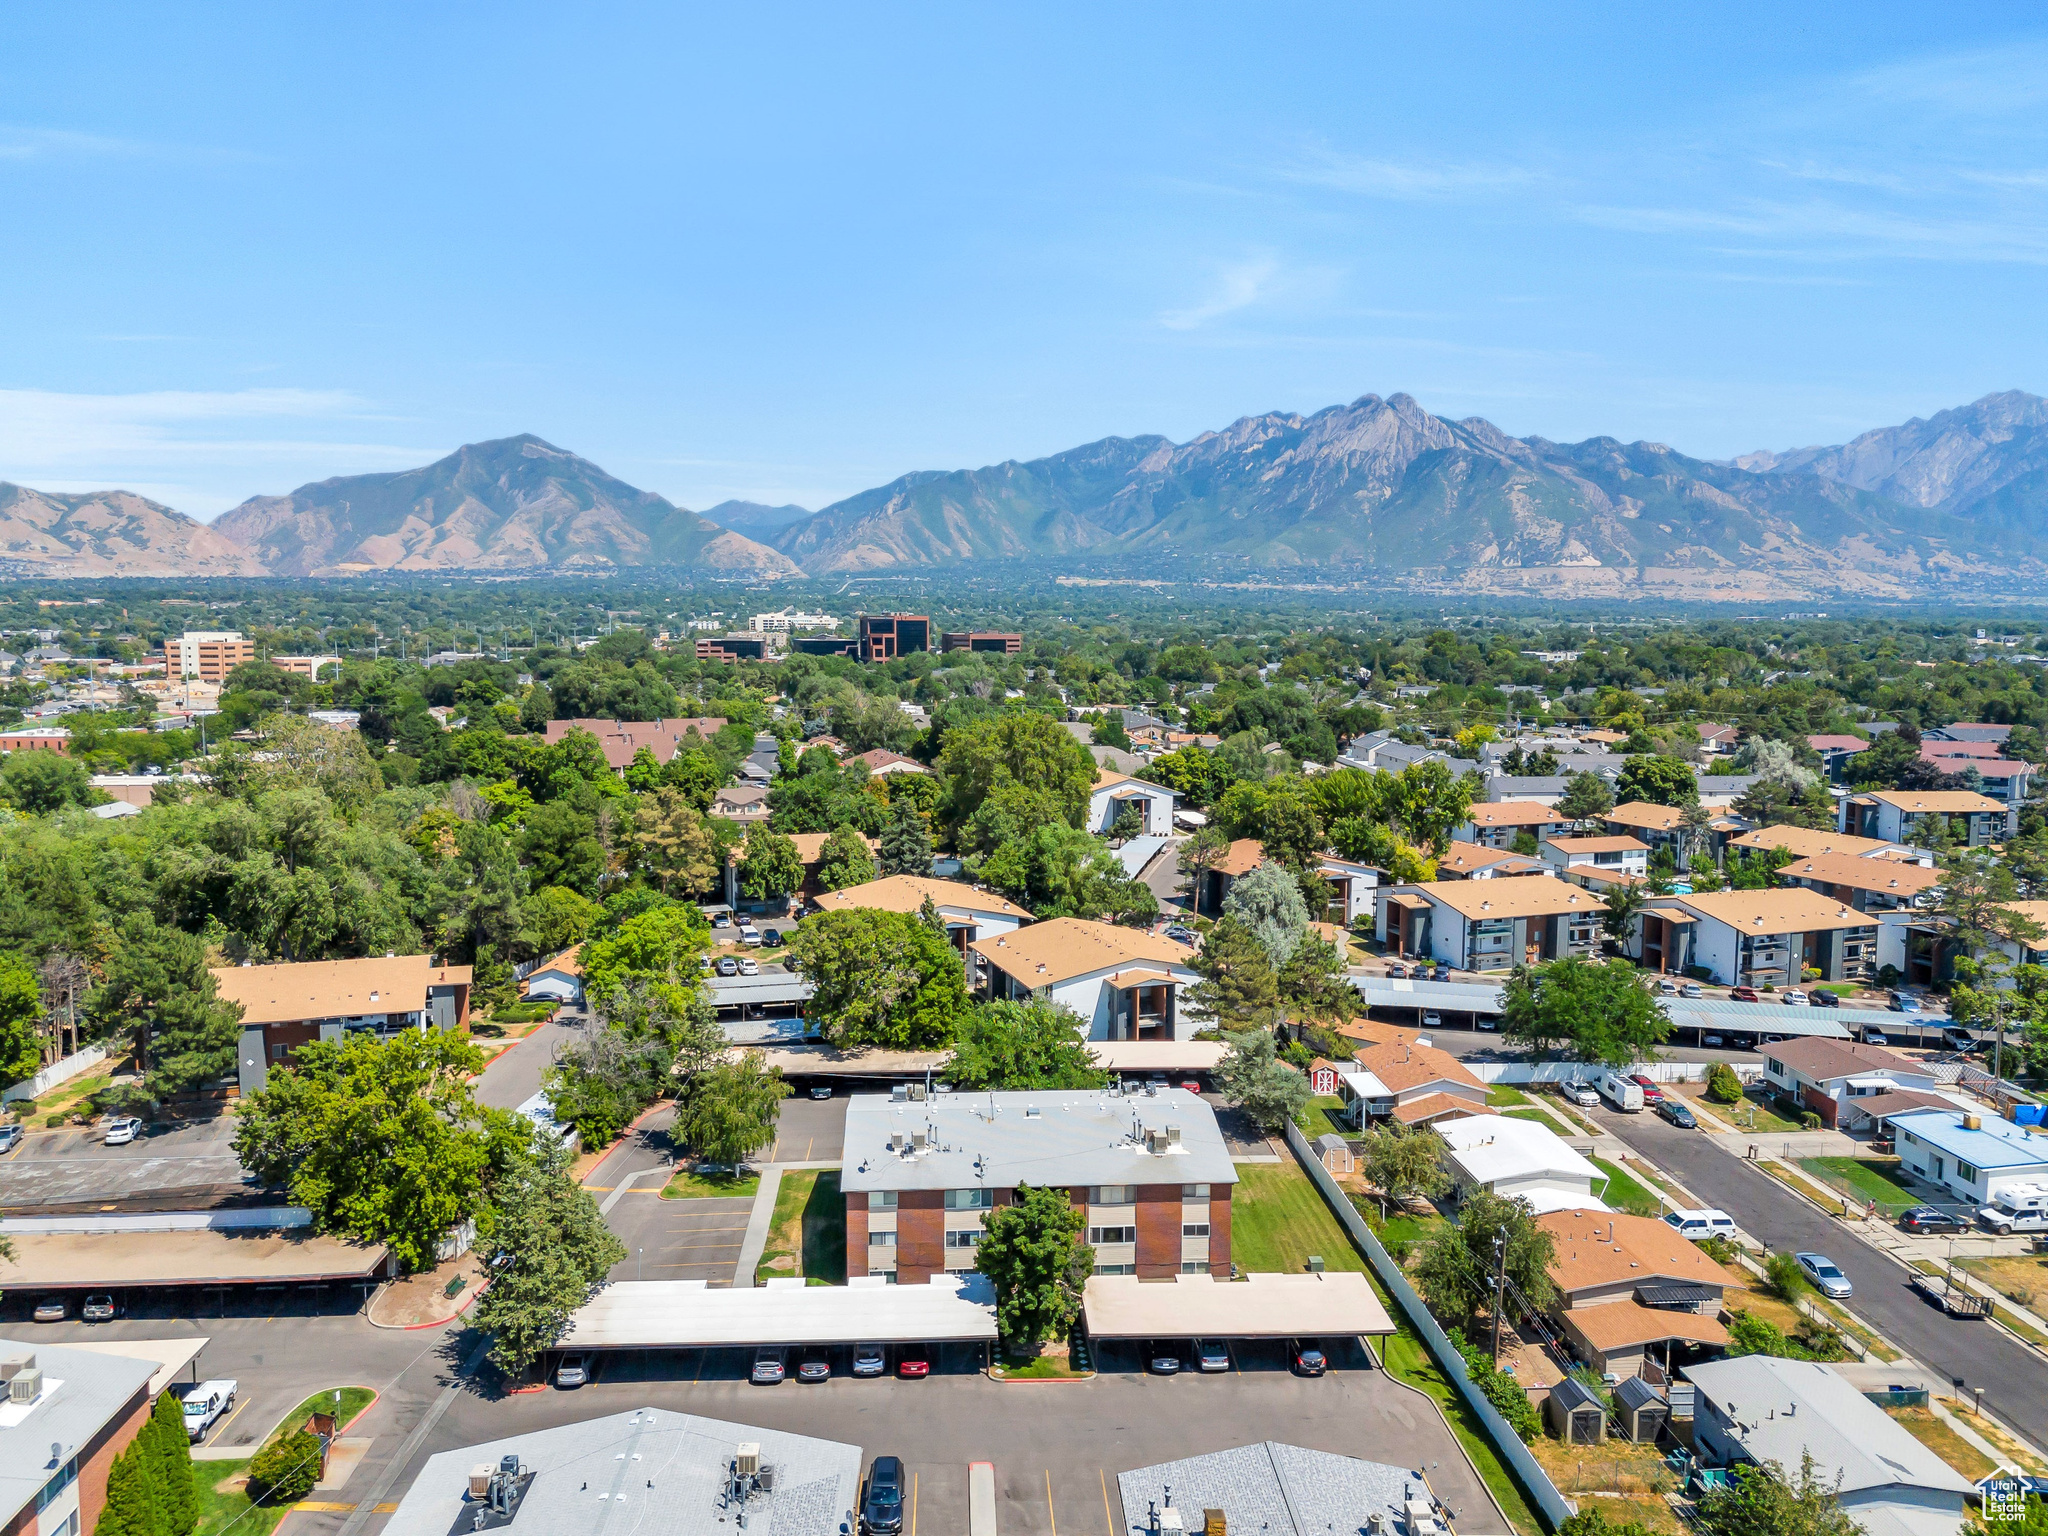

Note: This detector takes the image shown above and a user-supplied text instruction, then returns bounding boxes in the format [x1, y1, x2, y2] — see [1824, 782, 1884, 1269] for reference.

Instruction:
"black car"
[1809, 989, 1840, 1008]
[863, 1456, 905, 1536]
[1289, 1338, 1327, 1376]
[762, 929, 785, 948]
[1899, 1206, 1969, 1234]
[1657, 1099, 1698, 1129]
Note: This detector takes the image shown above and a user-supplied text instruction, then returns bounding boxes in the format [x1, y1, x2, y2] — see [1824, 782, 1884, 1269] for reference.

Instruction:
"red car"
[1730, 986, 1761, 1003]
[896, 1345, 931, 1379]
[1628, 1074, 1665, 1105]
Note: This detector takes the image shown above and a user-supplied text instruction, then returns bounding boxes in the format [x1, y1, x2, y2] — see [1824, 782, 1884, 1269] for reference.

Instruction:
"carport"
[1659, 1001, 1854, 1048]
[0, 1227, 389, 1298]
[1349, 976, 1505, 1028]
[563, 1273, 999, 1350]
[1081, 1272, 1395, 1353]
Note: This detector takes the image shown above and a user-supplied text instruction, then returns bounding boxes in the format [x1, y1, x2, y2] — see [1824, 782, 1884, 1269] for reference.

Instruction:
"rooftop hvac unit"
[1166, 1126, 1182, 1145]
[891, 1085, 909, 1102]
[1203, 1511, 1226, 1536]
[911, 1130, 928, 1150]
[2, 1359, 40, 1404]
[468, 1465, 492, 1500]
[736, 1444, 761, 1478]
[1145, 1129, 1167, 1154]
[909, 1084, 927, 1101]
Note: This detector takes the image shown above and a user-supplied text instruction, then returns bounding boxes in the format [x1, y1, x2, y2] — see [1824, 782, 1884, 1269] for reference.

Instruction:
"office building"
[857, 614, 930, 662]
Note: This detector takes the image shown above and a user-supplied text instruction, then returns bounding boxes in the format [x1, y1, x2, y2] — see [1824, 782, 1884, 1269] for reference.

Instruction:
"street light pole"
[1491, 1235, 1507, 1365]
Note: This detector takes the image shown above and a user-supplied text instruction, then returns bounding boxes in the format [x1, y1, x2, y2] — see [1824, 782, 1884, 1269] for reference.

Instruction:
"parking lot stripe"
[205, 1397, 251, 1445]
[1100, 1470, 1114, 1536]
[1046, 1471, 1057, 1536]
[911, 1472, 918, 1536]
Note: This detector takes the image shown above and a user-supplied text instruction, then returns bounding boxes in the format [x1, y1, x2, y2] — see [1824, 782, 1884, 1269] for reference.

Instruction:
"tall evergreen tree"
[144, 1391, 197, 1536]
[878, 797, 934, 877]
[1186, 916, 1281, 1032]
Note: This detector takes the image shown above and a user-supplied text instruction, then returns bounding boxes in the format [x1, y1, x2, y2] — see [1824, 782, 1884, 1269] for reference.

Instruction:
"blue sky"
[5, 5, 2048, 517]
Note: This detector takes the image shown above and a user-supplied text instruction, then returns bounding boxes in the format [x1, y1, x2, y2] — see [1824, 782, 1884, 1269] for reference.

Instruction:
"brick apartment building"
[940, 631, 1023, 655]
[0, 1342, 155, 1536]
[842, 1087, 1235, 1284]
[162, 631, 339, 683]
[211, 954, 472, 1095]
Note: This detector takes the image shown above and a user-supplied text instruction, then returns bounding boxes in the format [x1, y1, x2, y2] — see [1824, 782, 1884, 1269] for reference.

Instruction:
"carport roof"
[1086, 1040, 1227, 1073]
[0, 1229, 386, 1289]
[1350, 977, 1507, 1012]
[1659, 1003, 1852, 1039]
[563, 1275, 998, 1348]
[1081, 1271, 1394, 1339]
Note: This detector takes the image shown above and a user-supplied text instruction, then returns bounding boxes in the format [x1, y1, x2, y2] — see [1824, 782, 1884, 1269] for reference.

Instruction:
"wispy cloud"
[1281, 144, 1541, 201]
[0, 123, 265, 165]
[1158, 256, 1281, 330]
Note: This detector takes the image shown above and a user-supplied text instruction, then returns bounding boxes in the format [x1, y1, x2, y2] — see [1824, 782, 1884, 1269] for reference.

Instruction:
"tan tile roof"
[210, 955, 471, 1025]
[1538, 1210, 1733, 1296]
[1663, 887, 1880, 934]
[1401, 874, 1600, 921]
[1561, 1300, 1729, 1352]
[1465, 802, 1566, 828]
[788, 831, 880, 864]
[969, 918, 1195, 987]
[853, 749, 927, 773]
[1391, 1094, 1495, 1125]
[543, 717, 728, 770]
[1727, 825, 1901, 860]
[1602, 802, 1684, 832]
[1545, 835, 1651, 854]
[1214, 838, 1265, 877]
[813, 875, 1031, 921]
[1345, 1034, 1488, 1096]
[1868, 790, 2008, 814]
[1781, 851, 1943, 897]
[1436, 845, 1543, 876]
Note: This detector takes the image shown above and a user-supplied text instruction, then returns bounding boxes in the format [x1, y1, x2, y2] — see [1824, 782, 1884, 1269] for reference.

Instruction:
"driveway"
[472, 1014, 585, 1111]
[766, 1092, 847, 1164]
[1585, 1100, 2048, 1449]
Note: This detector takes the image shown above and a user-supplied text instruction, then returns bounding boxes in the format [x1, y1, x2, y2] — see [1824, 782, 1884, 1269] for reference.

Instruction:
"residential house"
[814, 875, 1030, 950]
[1684, 1357, 1976, 1536]
[1726, 824, 1921, 863]
[1434, 1115, 1607, 1215]
[1538, 1209, 1731, 1379]
[787, 830, 887, 895]
[1374, 874, 1602, 973]
[968, 919, 1200, 1041]
[541, 716, 729, 773]
[1326, 1024, 1493, 1127]
[1698, 723, 1740, 756]
[1087, 769, 1177, 838]
[710, 782, 771, 823]
[1842, 788, 2011, 846]
[1455, 801, 1574, 849]
[1760, 1037, 1938, 1130]
[1629, 888, 1879, 986]
[1337, 730, 1479, 780]
[0, 1341, 155, 1536]
[521, 946, 584, 1006]
[1889, 1108, 2048, 1206]
[212, 954, 472, 1095]
[851, 748, 928, 778]
[842, 1086, 1234, 1282]
[1777, 850, 1942, 913]
[1807, 734, 1870, 781]
[1433, 845, 1548, 880]
[1599, 801, 1688, 854]
[1539, 834, 1650, 879]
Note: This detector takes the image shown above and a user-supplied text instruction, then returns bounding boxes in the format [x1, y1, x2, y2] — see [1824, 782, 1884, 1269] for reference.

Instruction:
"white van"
[1663, 1209, 1737, 1241]
[1594, 1071, 1644, 1112]
[1980, 1185, 2048, 1233]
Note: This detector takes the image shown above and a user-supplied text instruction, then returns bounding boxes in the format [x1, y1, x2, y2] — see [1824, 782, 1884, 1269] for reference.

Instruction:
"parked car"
[716, 956, 739, 977]
[1476, 1015, 1499, 1031]
[863, 1456, 906, 1536]
[1782, 989, 1810, 1007]
[810, 1084, 833, 1100]
[1657, 1099, 1698, 1129]
[1179, 1080, 1202, 1095]
[1702, 1033, 1725, 1048]
[1681, 982, 1703, 999]
[1655, 977, 1678, 994]
[738, 957, 760, 976]
[1595, 1070, 1645, 1112]
[1564, 1084, 1600, 1109]
[1195, 1338, 1229, 1373]
[739, 925, 764, 948]
[81, 1293, 118, 1323]
[1385, 963, 1408, 979]
[751, 1346, 787, 1384]
[0, 1124, 21, 1155]
[30, 1297, 64, 1323]
[1431, 964, 1451, 981]
[1421, 1011, 1442, 1029]
[1979, 1191, 2048, 1233]
[555, 1352, 591, 1389]
[852, 1342, 887, 1378]
[1664, 1209, 1737, 1241]
[1899, 1207, 1968, 1235]
[798, 1348, 832, 1383]
[762, 928, 785, 948]
[896, 1345, 931, 1379]
[1810, 989, 1841, 1008]
[1863, 1028, 1890, 1046]
[1795, 1252, 1853, 1298]
[1730, 986, 1761, 1003]
[103, 1116, 142, 1146]
[1889, 991, 1923, 1014]
[711, 912, 732, 929]
[1289, 1338, 1327, 1376]
[1944, 1027, 1978, 1052]
[1628, 1074, 1665, 1105]
[1165, 926, 1197, 944]
[1148, 1341, 1181, 1375]
[177, 1380, 237, 1443]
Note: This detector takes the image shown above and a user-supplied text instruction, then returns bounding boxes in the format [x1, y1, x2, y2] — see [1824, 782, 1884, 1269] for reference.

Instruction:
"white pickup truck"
[175, 1380, 237, 1443]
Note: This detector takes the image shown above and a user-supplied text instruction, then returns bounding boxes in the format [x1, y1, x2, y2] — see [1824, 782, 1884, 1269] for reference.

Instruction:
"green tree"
[946, 999, 1108, 1090]
[1278, 932, 1357, 1023]
[247, 1428, 325, 1505]
[1500, 957, 1669, 1064]
[977, 822, 1155, 924]
[628, 788, 722, 896]
[1615, 757, 1698, 808]
[739, 827, 803, 900]
[232, 1028, 516, 1271]
[1414, 1188, 1557, 1329]
[471, 1138, 626, 1373]
[97, 1439, 163, 1536]
[0, 750, 98, 814]
[676, 1051, 790, 1165]
[1601, 881, 1647, 945]
[877, 795, 935, 877]
[814, 826, 878, 891]
[521, 800, 604, 896]
[1556, 1509, 1658, 1536]
[545, 976, 723, 1144]
[579, 905, 711, 996]
[0, 954, 44, 1089]
[142, 1390, 198, 1536]
[1706, 1061, 1744, 1103]
[1221, 860, 1311, 966]
[1187, 916, 1282, 1033]
[1697, 1453, 1862, 1536]
[1357, 1122, 1451, 1216]
[1556, 770, 1616, 821]
[973, 1183, 1091, 1352]
[85, 914, 244, 1099]
[936, 713, 1096, 833]
[1215, 1026, 1310, 1132]
[520, 885, 601, 958]
[785, 909, 970, 1048]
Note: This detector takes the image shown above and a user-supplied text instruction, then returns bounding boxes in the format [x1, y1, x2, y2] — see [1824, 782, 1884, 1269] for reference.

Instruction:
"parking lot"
[766, 1091, 848, 1164]
[0, 1116, 251, 1211]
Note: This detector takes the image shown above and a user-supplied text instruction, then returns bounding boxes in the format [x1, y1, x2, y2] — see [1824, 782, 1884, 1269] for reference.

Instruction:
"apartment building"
[1374, 874, 1602, 972]
[1453, 801, 1574, 849]
[1760, 1038, 1939, 1130]
[969, 918, 1199, 1041]
[211, 954, 472, 1094]
[1631, 888, 1879, 986]
[0, 1342, 155, 1536]
[1087, 769, 1178, 837]
[1841, 789, 2011, 846]
[813, 874, 1030, 949]
[1777, 850, 1942, 913]
[1539, 834, 1650, 878]
[842, 1086, 1234, 1283]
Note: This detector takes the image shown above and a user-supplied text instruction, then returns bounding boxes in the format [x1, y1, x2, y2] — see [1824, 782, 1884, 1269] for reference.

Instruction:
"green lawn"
[1229, 1162, 1367, 1274]
[1593, 1158, 1662, 1217]
[662, 1168, 762, 1200]
[1382, 1329, 1543, 1535]
[193, 1458, 291, 1536]
[1800, 1157, 1922, 1213]
[1304, 1095, 1355, 1138]
[755, 1170, 847, 1285]
[1724, 1094, 1806, 1135]
[263, 1387, 375, 1445]
[1487, 1084, 1532, 1107]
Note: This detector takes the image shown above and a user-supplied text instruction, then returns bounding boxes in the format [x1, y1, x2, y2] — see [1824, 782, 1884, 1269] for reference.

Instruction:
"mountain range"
[4, 391, 2047, 598]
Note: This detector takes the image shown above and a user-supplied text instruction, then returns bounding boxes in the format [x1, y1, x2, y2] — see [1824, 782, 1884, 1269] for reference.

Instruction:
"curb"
[364, 1275, 491, 1332]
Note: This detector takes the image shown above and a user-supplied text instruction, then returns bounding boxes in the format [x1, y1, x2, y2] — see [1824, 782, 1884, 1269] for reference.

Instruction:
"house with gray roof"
[1119, 1442, 1445, 1536]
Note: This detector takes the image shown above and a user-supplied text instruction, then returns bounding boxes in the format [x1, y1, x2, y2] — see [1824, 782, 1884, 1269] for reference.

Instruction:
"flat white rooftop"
[1082, 1272, 1396, 1340]
[1087, 1041, 1228, 1073]
[564, 1275, 999, 1349]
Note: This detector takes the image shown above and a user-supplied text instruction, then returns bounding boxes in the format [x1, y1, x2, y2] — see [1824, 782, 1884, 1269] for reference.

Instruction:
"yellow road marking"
[293, 1501, 360, 1512]
[205, 1397, 251, 1445]
[1047, 1470, 1058, 1536]
[911, 1472, 919, 1536]
[1101, 1470, 1115, 1536]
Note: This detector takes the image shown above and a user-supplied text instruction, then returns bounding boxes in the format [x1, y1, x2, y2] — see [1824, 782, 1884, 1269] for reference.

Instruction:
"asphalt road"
[473, 1014, 585, 1111]
[1584, 1100, 2048, 1447]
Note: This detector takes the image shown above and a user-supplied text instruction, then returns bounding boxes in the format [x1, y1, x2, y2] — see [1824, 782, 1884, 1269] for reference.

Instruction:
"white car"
[1564, 1084, 1600, 1108]
[1781, 989, 1809, 1006]
[103, 1117, 142, 1146]
[1655, 978, 1678, 995]
[1681, 983, 1703, 999]
[738, 957, 760, 976]
[739, 925, 764, 948]
[1795, 1252, 1852, 1299]
[1664, 1209, 1737, 1241]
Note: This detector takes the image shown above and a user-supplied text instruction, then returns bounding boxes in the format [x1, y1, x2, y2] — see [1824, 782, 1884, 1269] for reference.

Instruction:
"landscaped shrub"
[247, 1429, 324, 1505]
[1449, 1329, 1541, 1443]
[1764, 1251, 1809, 1302]
[1705, 1062, 1744, 1104]
[1801, 1111, 1822, 1130]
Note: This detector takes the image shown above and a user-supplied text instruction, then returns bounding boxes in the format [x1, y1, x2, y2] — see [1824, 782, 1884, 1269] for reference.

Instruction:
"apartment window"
[1182, 1223, 1210, 1239]
[1094, 1263, 1135, 1276]
[1181, 1184, 1210, 1199]
[36, 1460, 77, 1512]
[1091, 1185, 1134, 1205]
[270, 1044, 287, 1061]
[944, 1230, 981, 1249]
[1959, 1162, 1979, 1183]
[868, 1230, 896, 1247]
[1181, 1261, 1210, 1274]
[1088, 1226, 1137, 1245]
[871, 1191, 898, 1210]
[944, 1188, 993, 1210]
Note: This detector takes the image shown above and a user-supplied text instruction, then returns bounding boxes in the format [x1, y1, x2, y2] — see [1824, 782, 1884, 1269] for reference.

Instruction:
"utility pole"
[1993, 990, 2006, 1084]
[1491, 1234, 1508, 1365]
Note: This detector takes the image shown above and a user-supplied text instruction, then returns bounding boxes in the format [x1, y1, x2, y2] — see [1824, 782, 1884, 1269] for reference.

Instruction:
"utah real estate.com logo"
[1981, 1467, 2029, 1525]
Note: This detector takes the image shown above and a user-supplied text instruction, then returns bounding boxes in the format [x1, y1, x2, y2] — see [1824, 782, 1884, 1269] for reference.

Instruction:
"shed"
[1614, 1374, 1668, 1443]
[1546, 1377, 1608, 1444]
[1314, 1133, 1355, 1175]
